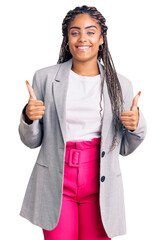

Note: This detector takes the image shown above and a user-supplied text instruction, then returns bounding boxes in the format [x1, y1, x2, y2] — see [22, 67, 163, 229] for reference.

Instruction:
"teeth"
[78, 46, 90, 49]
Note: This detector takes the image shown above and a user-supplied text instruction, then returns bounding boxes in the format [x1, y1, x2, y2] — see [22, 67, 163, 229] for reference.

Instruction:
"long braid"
[57, 5, 124, 151]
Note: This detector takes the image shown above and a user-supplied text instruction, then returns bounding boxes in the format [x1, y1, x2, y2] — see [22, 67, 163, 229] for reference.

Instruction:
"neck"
[71, 58, 100, 76]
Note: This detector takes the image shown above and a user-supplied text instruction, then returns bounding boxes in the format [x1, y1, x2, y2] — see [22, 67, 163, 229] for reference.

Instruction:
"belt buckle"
[68, 149, 82, 167]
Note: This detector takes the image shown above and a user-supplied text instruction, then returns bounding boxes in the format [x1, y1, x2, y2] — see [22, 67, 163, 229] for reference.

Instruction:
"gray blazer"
[18, 58, 147, 238]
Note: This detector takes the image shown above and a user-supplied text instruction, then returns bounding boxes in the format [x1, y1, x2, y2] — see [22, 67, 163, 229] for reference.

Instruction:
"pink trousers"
[42, 137, 111, 240]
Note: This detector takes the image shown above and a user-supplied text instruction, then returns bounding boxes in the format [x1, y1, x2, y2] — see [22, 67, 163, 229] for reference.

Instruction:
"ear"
[99, 35, 104, 45]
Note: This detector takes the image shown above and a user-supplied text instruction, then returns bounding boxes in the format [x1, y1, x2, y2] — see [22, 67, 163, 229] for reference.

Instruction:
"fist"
[120, 91, 141, 131]
[25, 80, 45, 121]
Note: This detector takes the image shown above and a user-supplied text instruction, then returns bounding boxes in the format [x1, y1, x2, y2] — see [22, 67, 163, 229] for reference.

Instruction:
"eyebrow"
[69, 25, 98, 30]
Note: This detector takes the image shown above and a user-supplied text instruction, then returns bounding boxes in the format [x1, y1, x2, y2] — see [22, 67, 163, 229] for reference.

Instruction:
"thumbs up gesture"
[25, 80, 45, 121]
[120, 91, 141, 131]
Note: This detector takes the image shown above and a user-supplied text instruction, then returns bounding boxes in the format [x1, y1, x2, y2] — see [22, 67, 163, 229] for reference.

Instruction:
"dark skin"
[67, 13, 103, 76]
[24, 13, 140, 130]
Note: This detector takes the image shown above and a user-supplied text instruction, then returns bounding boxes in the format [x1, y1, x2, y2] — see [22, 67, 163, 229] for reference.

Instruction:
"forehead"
[68, 13, 101, 30]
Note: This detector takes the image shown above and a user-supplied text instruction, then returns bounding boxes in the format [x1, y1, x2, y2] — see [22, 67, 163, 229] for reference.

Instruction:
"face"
[67, 13, 103, 63]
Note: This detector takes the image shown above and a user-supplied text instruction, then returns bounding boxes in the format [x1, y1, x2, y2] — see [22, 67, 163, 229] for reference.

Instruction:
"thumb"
[131, 91, 141, 111]
[25, 80, 37, 100]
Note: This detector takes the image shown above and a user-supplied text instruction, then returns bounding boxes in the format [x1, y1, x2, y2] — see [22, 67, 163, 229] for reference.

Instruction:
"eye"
[71, 32, 79, 36]
[87, 32, 95, 35]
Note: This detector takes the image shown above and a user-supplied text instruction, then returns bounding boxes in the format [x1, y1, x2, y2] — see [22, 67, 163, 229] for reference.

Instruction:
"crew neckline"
[70, 69, 101, 79]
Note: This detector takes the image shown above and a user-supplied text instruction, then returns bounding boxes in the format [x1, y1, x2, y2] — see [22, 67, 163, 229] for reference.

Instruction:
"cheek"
[92, 37, 101, 47]
[93, 42, 100, 51]
[68, 39, 76, 49]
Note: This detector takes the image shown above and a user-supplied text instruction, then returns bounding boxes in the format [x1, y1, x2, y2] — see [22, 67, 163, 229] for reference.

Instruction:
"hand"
[120, 91, 141, 131]
[25, 80, 45, 120]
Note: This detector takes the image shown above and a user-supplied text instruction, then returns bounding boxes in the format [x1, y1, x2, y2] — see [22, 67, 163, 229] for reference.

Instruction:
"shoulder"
[31, 60, 72, 95]
[116, 72, 133, 97]
[100, 62, 133, 94]
[117, 72, 132, 89]
[34, 62, 63, 78]
[34, 59, 72, 79]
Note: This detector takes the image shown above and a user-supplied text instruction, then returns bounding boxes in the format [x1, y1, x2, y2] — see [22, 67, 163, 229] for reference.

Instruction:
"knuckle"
[29, 99, 35, 104]
[39, 101, 44, 105]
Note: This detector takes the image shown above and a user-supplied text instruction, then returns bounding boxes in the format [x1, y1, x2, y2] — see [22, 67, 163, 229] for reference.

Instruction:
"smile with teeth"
[76, 46, 91, 51]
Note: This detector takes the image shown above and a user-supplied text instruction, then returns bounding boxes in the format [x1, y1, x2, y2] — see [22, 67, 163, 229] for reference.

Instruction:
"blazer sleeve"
[18, 71, 43, 149]
[119, 80, 147, 156]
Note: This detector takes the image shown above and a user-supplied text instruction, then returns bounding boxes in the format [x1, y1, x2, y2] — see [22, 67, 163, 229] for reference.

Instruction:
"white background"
[0, 0, 164, 239]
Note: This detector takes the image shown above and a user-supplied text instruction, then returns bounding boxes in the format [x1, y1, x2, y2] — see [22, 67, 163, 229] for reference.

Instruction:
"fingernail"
[25, 80, 29, 85]
[138, 91, 141, 96]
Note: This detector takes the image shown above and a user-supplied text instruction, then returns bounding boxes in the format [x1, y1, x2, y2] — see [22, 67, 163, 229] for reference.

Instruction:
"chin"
[72, 54, 97, 63]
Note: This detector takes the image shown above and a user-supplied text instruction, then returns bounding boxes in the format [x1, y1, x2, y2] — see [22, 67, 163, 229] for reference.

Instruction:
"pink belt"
[65, 138, 101, 168]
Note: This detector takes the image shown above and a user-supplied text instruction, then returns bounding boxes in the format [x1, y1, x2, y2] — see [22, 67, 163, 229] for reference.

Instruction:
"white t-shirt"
[66, 69, 104, 142]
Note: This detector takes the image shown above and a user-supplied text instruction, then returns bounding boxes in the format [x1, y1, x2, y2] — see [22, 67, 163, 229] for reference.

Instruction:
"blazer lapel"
[52, 58, 113, 147]
[52, 59, 73, 144]
[97, 60, 113, 147]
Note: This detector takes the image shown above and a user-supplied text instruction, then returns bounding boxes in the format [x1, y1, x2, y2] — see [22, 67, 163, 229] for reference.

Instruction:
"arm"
[120, 82, 147, 156]
[18, 71, 44, 148]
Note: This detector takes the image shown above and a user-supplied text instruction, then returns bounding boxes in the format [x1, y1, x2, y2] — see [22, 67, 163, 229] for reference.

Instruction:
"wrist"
[23, 104, 33, 125]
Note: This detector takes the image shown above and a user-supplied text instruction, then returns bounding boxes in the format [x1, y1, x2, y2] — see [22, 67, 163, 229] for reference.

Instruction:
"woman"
[19, 5, 147, 240]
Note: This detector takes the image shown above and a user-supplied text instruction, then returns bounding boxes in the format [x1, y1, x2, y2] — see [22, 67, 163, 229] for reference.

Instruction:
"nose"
[78, 32, 87, 43]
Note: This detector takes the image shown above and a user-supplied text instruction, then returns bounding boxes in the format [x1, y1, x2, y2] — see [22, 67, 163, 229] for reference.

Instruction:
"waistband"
[65, 138, 101, 168]
[66, 137, 101, 150]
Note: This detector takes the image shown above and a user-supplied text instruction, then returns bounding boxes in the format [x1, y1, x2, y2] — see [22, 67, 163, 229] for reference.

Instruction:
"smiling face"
[67, 13, 103, 63]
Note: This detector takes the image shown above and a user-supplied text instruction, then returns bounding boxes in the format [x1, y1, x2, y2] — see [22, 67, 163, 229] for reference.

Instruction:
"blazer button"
[101, 176, 105, 182]
[101, 151, 105, 157]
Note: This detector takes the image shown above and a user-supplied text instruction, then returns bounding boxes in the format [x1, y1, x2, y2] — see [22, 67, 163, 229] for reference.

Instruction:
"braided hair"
[57, 5, 124, 151]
